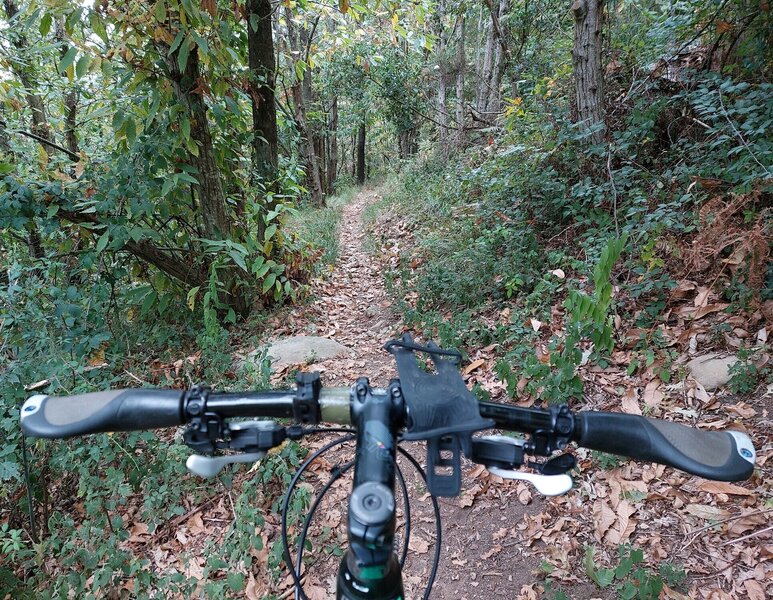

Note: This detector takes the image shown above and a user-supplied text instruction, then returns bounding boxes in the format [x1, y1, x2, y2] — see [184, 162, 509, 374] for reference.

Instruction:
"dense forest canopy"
[0, 0, 771, 597]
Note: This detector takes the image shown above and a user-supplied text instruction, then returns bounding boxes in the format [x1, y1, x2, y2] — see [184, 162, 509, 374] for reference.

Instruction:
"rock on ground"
[687, 352, 739, 390]
[260, 336, 349, 369]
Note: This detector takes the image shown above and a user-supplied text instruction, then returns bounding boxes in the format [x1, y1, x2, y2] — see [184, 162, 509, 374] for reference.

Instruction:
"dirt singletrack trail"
[264, 186, 605, 599]
[281, 186, 400, 387]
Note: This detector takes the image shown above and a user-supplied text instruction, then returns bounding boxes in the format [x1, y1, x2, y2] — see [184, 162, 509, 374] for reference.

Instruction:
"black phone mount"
[385, 334, 494, 496]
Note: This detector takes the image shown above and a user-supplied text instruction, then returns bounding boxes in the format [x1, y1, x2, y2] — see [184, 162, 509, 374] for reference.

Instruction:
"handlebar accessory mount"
[385, 334, 495, 496]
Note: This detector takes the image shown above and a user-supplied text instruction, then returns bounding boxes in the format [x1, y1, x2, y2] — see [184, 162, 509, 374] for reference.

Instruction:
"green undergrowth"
[0, 189, 357, 597]
[287, 185, 358, 270]
[543, 544, 687, 600]
[369, 70, 771, 407]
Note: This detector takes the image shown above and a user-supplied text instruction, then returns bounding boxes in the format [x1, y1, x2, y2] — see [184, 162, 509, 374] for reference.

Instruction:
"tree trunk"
[285, 8, 324, 204]
[356, 123, 366, 184]
[455, 17, 466, 143]
[327, 97, 338, 194]
[4, 0, 48, 259]
[168, 45, 232, 239]
[0, 112, 11, 154]
[435, 0, 449, 154]
[246, 0, 279, 182]
[476, 15, 495, 120]
[56, 19, 80, 165]
[168, 42, 248, 315]
[572, 0, 605, 143]
[483, 0, 509, 122]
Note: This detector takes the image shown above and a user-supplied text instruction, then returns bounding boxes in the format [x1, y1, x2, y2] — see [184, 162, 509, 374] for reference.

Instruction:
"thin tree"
[572, 0, 605, 143]
[247, 0, 279, 183]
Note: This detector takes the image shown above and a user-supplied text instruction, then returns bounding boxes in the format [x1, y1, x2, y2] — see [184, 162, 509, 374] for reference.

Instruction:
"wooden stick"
[719, 523, 773, 547]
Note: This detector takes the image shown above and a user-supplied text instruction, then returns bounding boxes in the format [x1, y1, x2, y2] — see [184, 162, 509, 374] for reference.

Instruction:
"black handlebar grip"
[574, 412, 756, 481]
[20, 389, 184, 439]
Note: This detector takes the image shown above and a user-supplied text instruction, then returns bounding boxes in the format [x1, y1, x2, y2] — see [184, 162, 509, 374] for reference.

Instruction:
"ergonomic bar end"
[20, 394, 47, 421]
[20, 389, 184, 439]
[728, 430, 756, 465]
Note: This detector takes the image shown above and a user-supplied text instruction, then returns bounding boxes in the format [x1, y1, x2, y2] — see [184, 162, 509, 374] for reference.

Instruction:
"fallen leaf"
[685, 504, 732, 520]
[726, 402, 757, 418]
[693, 303, 730, 320]
[643, 379, 664, 407]
[606, 500, 636, 544]
[517, 583, 539, 600]
[621, 388, 642, 415]
[697, 481, 755, 496]
[694, 286, 711, 307]
[743, 579, 766, 600]
[663, 583, 692, 600]
[550, 268, 566, 279]
[129, 522, 150, 543]
[463, 358, 485, 375]
[673, 280, 697, 299]
[530, 318, 543, 332]
[592, 499, 616, 541]
[408, 535, 429, 554]
[481, 544, 503, 559]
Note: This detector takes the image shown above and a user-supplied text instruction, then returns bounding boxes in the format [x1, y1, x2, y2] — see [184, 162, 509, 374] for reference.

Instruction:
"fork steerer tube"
[337, 379, 405, 600]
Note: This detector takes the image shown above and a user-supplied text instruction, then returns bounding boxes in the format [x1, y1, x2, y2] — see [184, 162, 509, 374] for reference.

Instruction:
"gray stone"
[687, 353, 739, 390]
[262, 336, 349, 369]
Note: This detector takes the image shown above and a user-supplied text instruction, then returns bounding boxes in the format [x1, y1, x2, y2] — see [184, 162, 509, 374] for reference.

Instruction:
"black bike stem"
[337, 379, 405, 600]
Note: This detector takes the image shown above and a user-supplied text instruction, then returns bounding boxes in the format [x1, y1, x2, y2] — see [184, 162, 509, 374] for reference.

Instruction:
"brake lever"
[186, 452, 266, 478]
[486, 466, 573, 496]
[185, 420, 285, 478]
[477, 435, 574, 496]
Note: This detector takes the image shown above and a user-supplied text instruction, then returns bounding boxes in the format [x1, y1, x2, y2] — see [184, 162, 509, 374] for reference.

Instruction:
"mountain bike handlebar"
[18, 335, 757, 600]
[21, 380, 756, 482]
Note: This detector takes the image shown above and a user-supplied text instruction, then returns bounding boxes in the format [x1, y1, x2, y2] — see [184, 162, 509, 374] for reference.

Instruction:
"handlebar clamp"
[183, 385, 226, 455]
[527, 405, 575, 456]
[294, 372, 322, 425]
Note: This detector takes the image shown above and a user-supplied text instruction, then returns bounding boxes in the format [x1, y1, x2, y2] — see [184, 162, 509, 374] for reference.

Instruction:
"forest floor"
[254, 185, 578, 600]
[253, 185, 771, 599]
[131, 186, 771, 599]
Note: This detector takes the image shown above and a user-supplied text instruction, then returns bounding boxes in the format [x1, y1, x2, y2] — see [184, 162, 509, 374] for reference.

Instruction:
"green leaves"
[76, 55, 91, 78]
[58, 47, 78, 74]
[39, 13, 53, 36]
[583, 546, 615, 588]
[177, 37, 192, 73]
[96, 231, 110, 253]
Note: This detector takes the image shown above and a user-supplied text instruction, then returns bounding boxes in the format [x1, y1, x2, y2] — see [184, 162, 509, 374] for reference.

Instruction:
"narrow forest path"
[267, 186, 400, 388]
[260, 186, 608, 599]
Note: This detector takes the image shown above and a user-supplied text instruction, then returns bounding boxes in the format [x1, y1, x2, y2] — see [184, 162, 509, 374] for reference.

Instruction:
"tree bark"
[483, 0, 509, 122]
[356, 123, 366, 184]
[55, 19, 80, 164]
[285, 8, 324, 204]
[398, 128, 417, 159]
[4, 0, 48, 259]
[246, 0, 279, 182]
[435, 0, 449, 154]
[326, 97, 338, 194]
[0, 113, 11, 155]
[476, 10, 494, 121]
[455, 17, 466, 143]
[572, 0, 605, 143]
